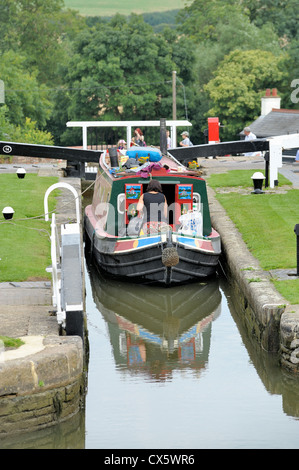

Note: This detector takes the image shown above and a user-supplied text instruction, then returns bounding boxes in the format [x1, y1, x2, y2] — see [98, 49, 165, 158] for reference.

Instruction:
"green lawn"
[63, 0, 185, 16]
[208, 170, 299, 304]
[0, 174, 58, 282]
[0, 336, 24, 349]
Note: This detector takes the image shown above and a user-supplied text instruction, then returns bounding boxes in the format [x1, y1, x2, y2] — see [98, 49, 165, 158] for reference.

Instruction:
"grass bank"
[0, 174, 58, 282]
[0, 335, 24, 349]
[64, 0, 185, 16]
[207, 169, 299, 304]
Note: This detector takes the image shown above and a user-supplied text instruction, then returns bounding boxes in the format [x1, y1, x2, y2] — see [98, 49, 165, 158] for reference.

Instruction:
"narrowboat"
[84, 146, 221, 285]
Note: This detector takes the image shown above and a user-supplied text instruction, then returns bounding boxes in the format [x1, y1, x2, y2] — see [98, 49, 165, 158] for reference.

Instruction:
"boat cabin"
[91, 150, 212, 239]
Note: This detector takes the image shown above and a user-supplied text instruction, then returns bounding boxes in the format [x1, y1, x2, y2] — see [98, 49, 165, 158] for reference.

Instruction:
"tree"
[0, 50, 53, 128]
[177, 0, 246, 43]
[205, 49, 287, 139]
[0, 106, 53, 145]
[0, 0, 86, 85]
[240, 0, 299, 41]
[55, 14, 193, 145]
[175, 0, 284, 143]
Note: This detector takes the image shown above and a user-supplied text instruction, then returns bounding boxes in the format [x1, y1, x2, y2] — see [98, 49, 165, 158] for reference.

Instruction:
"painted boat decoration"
[84, 146, 221, 285]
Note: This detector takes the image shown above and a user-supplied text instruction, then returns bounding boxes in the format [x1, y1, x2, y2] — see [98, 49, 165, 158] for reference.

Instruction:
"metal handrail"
[50, 213, 62, 319]
[44, 182, 80, 223]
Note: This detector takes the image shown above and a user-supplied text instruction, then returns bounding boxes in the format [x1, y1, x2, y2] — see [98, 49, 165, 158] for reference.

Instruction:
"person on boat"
[117, 139, 126, 150]
[166, 130, 171, 149]
[137, 180, 168, 235]
[179, 131, 193, 147]
[134, 128, 146, 147]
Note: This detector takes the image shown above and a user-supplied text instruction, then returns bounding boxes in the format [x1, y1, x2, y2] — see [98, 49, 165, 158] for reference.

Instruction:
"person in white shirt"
[166, 130, 171, 149]
[243, 126, 258, 156]
[179, 131, 193, 147]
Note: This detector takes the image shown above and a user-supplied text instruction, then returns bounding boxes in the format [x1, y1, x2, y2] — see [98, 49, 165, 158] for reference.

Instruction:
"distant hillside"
[63, 0, 185, 17]
[86, 9, 181, 31]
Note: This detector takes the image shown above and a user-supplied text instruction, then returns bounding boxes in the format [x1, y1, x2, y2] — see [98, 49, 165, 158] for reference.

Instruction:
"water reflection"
[222, 280, 299, 420]
[88, 264, 221, 382]
[4, 261, 299, 448]
[0, 408, 85, 449]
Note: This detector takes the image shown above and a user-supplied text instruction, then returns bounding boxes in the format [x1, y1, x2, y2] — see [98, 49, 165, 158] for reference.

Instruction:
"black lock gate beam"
[168, 138, 269, 161]
[0, 141, 102, 178]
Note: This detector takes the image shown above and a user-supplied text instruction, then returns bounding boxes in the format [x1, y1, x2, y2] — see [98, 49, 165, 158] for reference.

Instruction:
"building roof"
[241, 109, 299, 138]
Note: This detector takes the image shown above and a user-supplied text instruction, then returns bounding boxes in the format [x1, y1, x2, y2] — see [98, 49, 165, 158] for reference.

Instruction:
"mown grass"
[64, 0, 185, 16]
[207, 170, 299, 304]
[0, 335, 24, 349]
[0, 174, 59, 282]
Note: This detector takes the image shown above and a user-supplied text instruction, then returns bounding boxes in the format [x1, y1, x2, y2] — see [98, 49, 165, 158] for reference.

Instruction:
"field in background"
[63, 0, 185, 16]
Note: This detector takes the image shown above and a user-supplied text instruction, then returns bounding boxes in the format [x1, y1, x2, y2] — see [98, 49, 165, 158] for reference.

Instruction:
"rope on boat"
[161, 228, 179, 267]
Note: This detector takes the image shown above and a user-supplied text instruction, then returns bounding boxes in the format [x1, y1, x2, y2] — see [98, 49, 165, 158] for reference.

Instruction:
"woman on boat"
[134, 128, 146, 147]
[137, 180, 168, 234]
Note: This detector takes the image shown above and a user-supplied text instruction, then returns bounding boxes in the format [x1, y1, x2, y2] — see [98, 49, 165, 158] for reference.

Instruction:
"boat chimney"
[108, 147, 119, 167]
[261, 88, 281, 116]
[160, 118, 167, 155]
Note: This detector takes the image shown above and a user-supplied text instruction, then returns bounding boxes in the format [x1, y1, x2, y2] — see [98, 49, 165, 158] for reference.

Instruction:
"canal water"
[2, 260, 299, 449]
[83, 265, 299, 450]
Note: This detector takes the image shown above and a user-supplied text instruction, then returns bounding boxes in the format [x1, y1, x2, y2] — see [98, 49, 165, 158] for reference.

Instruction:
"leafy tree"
[0, 50, 53, 128]
[177, 0, 246, 43]
[55, 14, 193, 145]
[240, 0, 299, 41]
[205, 49, 287, 140]
[0, 0, 86, 85]
[0, 106, 53, 145]
[175, 0, 285, 143]
[12, 117, 54, 144]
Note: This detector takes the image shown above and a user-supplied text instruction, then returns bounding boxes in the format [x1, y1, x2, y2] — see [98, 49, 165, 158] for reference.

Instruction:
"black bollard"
[294, 224, 299, 276]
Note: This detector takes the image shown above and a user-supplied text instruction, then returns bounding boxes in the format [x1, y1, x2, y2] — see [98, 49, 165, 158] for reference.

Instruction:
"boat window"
[117, 193, 125, 214]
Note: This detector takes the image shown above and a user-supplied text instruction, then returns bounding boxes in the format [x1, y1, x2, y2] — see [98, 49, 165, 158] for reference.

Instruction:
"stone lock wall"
[208, 187, 299, 372]
[280, 308, 299, 373]
[0, 336, 86, 436]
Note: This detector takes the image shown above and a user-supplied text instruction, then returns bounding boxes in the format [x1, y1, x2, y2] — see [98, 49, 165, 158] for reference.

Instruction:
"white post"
[268, 139, 282, 188]
[171, 125, 176, 148]
[268, 134, 299, 188]
[82, 125, 88, 150]
[50, 213, 62, 314]
[127, 125, 132, 149]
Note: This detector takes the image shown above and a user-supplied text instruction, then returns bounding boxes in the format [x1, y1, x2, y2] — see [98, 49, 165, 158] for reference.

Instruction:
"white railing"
[44, 182, 82, 328]
[49, 212, 63, 323]
[44, 182, 80, 223]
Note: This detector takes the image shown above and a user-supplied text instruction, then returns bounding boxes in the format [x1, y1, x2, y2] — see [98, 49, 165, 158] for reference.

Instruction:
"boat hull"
[84, 213, 220, 286]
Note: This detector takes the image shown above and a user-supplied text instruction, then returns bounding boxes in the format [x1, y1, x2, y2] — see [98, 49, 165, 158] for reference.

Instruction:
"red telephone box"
[125, 184, 143, 224]
[208, 117, 220, 143]
[175, 184, 193, 227]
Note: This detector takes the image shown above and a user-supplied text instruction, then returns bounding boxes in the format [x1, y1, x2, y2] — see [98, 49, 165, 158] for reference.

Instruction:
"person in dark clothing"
[137, 180, 168, 234]
[134, 128, 146, 147]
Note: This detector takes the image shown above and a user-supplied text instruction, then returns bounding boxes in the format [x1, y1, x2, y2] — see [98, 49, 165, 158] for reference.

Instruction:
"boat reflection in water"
[87, 264, 222, 381]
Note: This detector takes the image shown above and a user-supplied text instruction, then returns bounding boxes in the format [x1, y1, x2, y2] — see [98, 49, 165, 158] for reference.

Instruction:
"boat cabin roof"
[101, 149, 203, 180]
